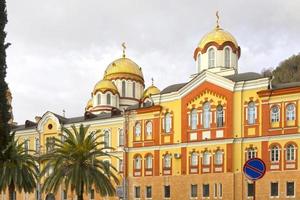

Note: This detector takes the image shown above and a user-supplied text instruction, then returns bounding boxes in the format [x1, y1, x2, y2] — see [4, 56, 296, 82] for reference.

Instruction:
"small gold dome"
[85, 99, 93, 110]
[143, 85, 160, 98]
[198, 27, 238, 50]
[103, 57, 144, 84]
[93, 79, 119, 95]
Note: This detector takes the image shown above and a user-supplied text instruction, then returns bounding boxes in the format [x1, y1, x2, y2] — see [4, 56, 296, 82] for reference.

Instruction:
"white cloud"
[5, 0, 300, 123]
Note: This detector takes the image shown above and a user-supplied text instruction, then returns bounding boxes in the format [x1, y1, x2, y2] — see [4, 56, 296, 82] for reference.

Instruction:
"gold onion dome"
[86, 99, 93, 110]
[93, 79, 119, 95]
[103, 57, 144, 84]
[143, 85, 160, 98]
[198, 26, 238, 50]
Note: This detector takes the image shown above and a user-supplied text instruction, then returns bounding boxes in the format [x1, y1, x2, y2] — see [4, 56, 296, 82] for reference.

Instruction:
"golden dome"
[93, 79, 119, 95]
[85, 99, 93, 110]
[198, 27, 238, 50]
[143, 85, 160, 98]
[103, 57, 144, 84]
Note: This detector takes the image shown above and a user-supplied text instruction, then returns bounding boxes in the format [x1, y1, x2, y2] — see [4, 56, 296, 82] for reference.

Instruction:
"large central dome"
[103, 57, 144, 84]
[198, 26, 238, 50]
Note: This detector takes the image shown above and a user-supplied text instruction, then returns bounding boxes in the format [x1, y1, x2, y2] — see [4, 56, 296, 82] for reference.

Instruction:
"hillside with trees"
[262, 53, 300, 84]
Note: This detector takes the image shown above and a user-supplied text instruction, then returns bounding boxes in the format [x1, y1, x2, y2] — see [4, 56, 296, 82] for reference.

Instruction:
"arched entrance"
[45, 193, 55, 200]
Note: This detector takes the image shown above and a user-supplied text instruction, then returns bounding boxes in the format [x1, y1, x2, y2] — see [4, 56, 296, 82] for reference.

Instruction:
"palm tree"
[41, 124, 120, 200]
[0, 133, 38, 200]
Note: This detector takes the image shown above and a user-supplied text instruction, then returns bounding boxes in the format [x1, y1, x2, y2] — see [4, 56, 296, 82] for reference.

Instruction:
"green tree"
[272, 53, 300, 84]
[0, 0, 11, 150]
[0, 133, 39, 200]
[41, 124, 120, 200]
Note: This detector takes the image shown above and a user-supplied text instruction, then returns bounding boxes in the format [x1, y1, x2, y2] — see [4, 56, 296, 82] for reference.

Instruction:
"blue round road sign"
[243, 158, 266, 181]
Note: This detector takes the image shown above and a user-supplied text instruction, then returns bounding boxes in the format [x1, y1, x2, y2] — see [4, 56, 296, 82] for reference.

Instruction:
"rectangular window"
[219, 183, 222, 197]
[191, 184, 197, 197]
[63, 190, 67, 200]
[286, 181, 294, 197]
[247, 183, 254, 197]
[132, 82, 136, 98]
[164, 185, 170, 198]
[214, 183, 217, 198]
[90, 189, 95, 199]
[271, 182, 279, 197]
[203, 184, 209, 197]
[146, 186, 152, 198]
[119, 129, 124, 146]
[119, 159, 123, 172]
[134, 186, 140, 198]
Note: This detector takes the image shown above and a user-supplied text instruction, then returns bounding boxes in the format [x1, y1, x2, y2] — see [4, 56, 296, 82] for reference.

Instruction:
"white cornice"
[128, 133, 300, 152]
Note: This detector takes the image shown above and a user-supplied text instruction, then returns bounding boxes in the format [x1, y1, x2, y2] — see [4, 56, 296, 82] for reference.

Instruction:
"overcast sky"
[6, 0, 300, 124]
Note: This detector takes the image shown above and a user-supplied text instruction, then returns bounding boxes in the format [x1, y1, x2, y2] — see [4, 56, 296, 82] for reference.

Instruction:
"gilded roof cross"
[216, 11, 220, 28]
[122, 42, 126, 58]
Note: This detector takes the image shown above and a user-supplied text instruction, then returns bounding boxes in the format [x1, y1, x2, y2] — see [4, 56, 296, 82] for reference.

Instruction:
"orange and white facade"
[5, 18, 300, 200]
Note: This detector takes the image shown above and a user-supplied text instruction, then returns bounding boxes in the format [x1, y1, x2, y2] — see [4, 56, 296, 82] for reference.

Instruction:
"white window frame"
[286, 144, 295, 161]
[286, 104, 295, 121]
[270, 146, 280, 162]
[208, 48, 215, 68]
[135, 122, 141, 137]
[190, 109, 198, 130]
[214, 151, 223, 165]
[203, 102, 211, 129]
[224, 47, 231, 68]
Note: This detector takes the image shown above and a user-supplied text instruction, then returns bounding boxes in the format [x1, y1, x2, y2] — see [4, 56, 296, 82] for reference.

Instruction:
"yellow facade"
[6, 19, 300, 200]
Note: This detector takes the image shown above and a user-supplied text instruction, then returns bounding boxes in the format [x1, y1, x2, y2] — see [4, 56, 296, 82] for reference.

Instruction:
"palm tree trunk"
[8, 182, 15, 200]
[77, 182, 84, 200]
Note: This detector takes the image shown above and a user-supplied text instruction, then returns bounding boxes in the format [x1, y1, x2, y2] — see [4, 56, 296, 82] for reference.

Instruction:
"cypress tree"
[0, 0, 11, 150]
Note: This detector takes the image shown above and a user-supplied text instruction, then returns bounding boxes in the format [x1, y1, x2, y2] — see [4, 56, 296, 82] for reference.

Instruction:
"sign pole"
[253, 181, 256, 200]
[243, 158, 266, 200]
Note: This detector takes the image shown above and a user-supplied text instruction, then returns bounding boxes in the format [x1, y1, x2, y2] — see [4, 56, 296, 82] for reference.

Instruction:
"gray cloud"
[5, 0, 300, 123]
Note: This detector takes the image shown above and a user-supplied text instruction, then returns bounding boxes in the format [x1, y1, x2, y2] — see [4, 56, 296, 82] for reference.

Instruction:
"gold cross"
[122, 42, 126, 58]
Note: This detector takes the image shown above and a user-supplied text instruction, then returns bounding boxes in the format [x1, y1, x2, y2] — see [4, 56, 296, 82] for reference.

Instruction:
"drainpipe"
[240, 80, 246, 200]
[35, 126, 42, 200]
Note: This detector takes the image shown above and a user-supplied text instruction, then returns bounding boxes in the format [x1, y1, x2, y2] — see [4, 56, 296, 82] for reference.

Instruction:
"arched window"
[35, 138, 40, 151]
[208, 48, 215, 68]
[286, 144, 295, 161]
[106, 93, 111, 105]
[224, 47, 230, 68]
[118, 129, 124, 146]
[270, 146, 280, 162]
[271, 106, 280, 122]
[190, 109, 198, 130]
[145, 154, 153, 169]
[203, 152, 210, 165]
[248, 101, 256, 124]
[134, 155, 142, 170]
[132, 82, 136, 98]
[215, 151, 223, 165]
[24, 139, 29, 154]
[146, 121, 153, 137]
[135, 122, 141, 137]
[191, 152, 198, 167]
[286, 104, 295, 121]
[247, 148, 256, 160]
[122, 81, 126, 97]
[197, 54, 201, 68]
[97, 94, 101, 105]
[165, 113, 171, 133]
[104, 130, 110, 148]
[203, 102, 211, 129]
[164, 154, 171, 169]
[216, 105, 224, 127]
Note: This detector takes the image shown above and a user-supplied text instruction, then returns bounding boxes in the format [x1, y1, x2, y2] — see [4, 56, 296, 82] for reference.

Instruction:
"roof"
[160, 83, 187, 94]
[272, 82, 300, 90]
[225, 72, 264, 82]
[13, 112, 123, 132]
[126, 101, 153, 111]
